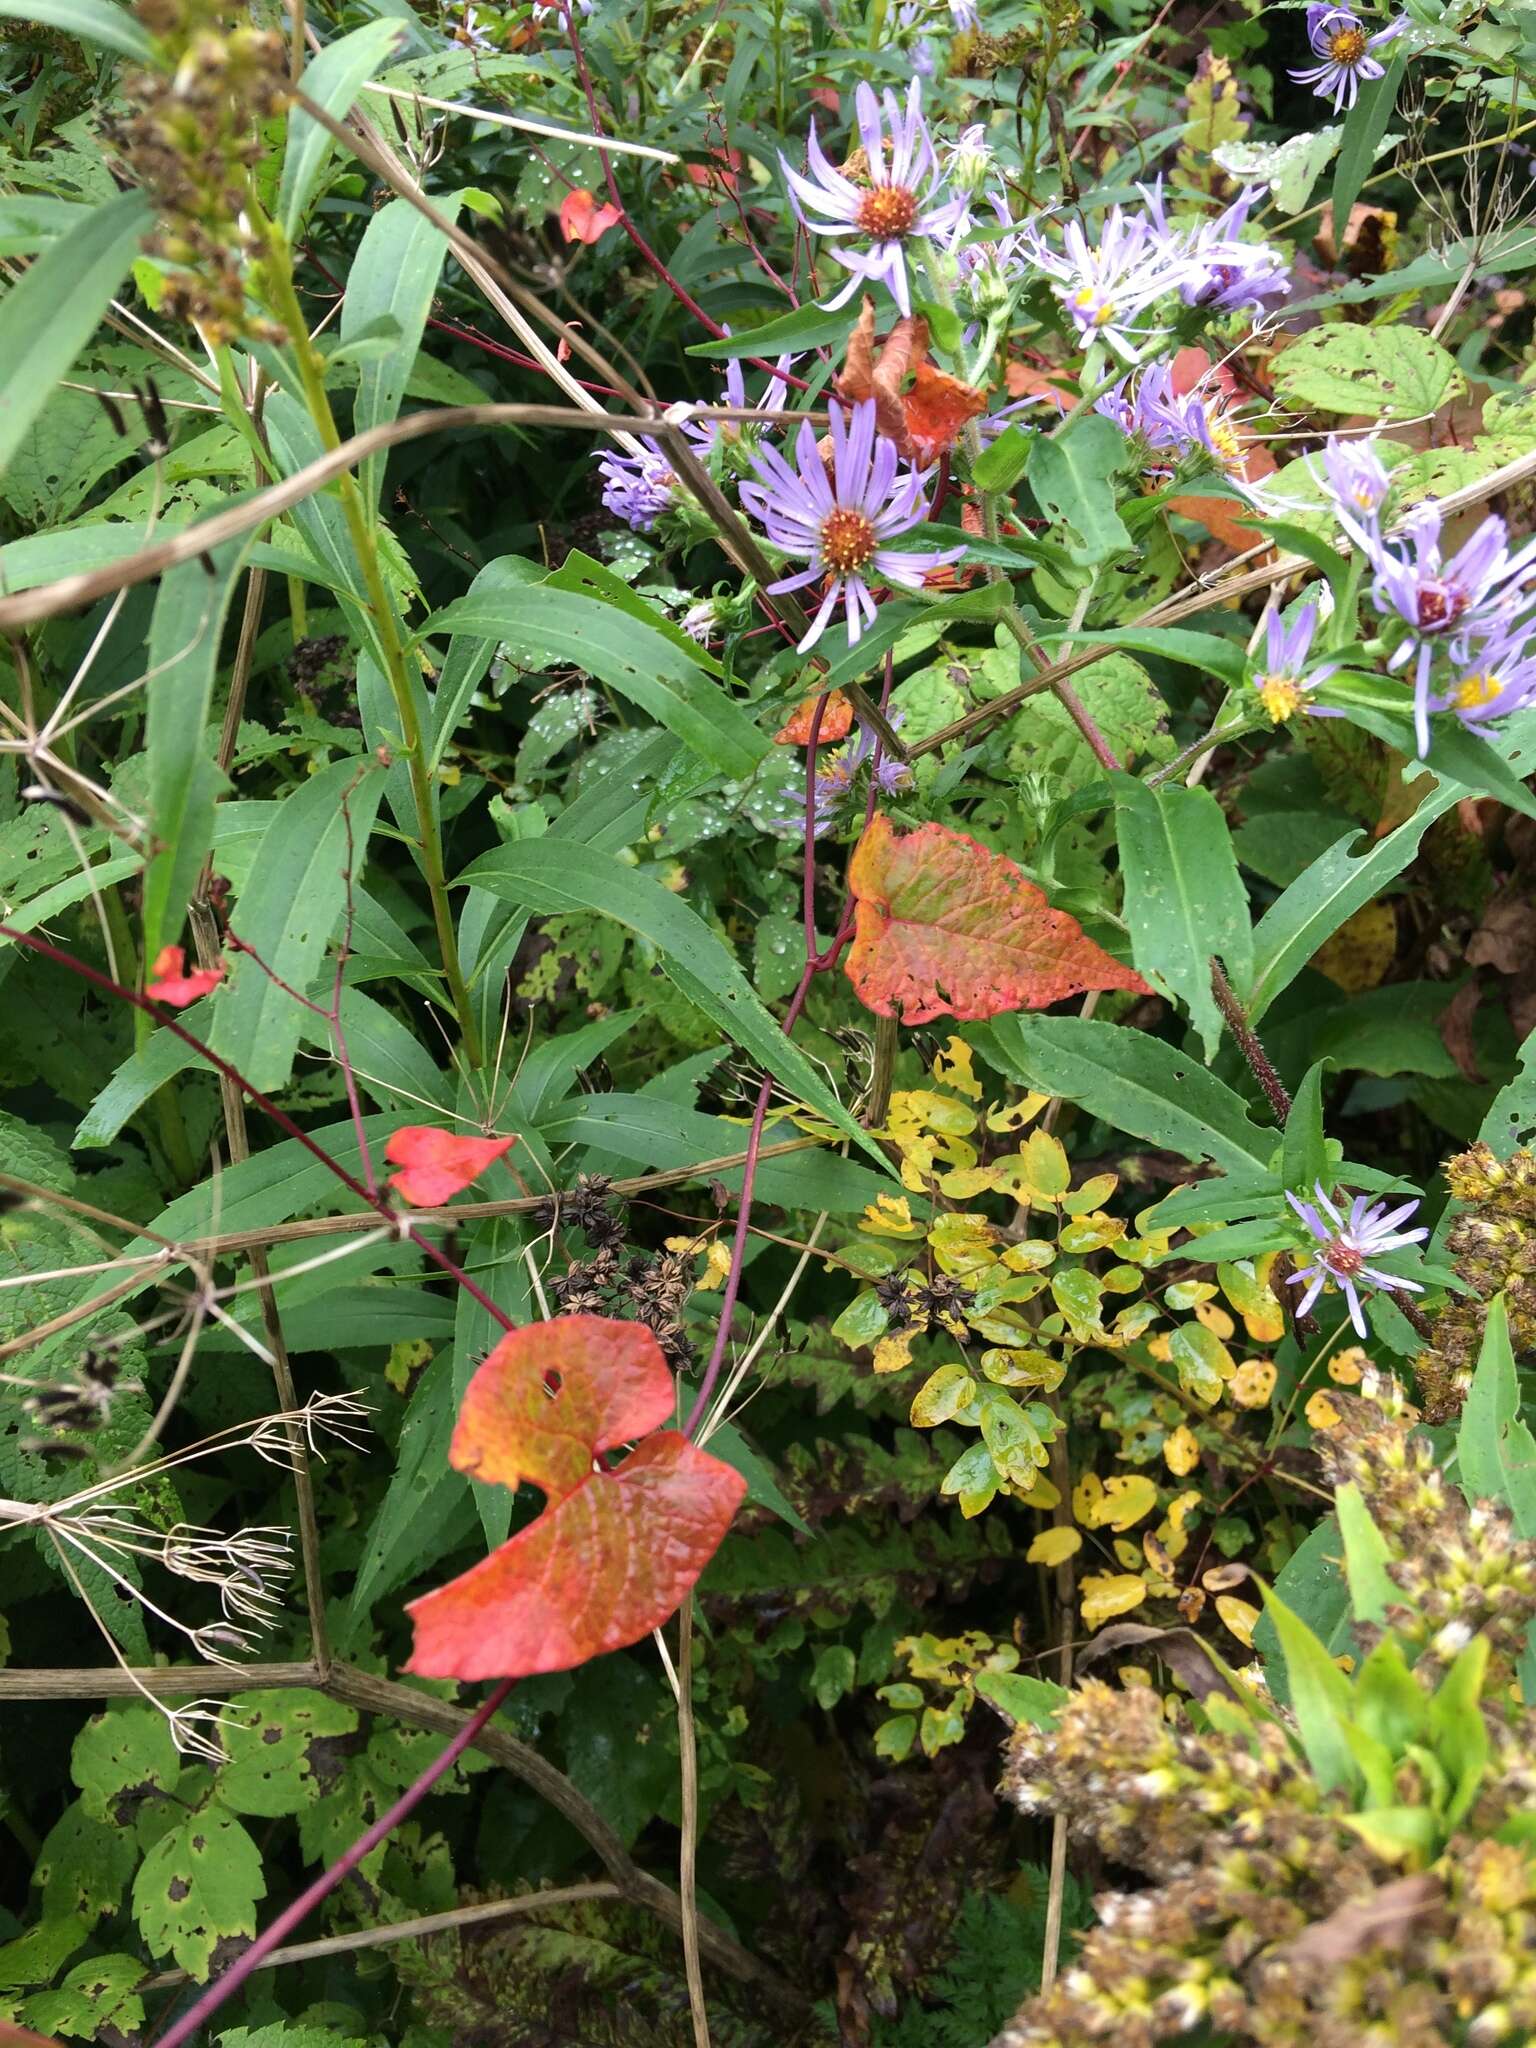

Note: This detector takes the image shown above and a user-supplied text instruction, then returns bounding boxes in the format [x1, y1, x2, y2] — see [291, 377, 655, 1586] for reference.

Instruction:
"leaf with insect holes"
[844, 814, 1148, 1024]
[404, 1316, 746, 1680]
[144, 945, 224, 1008]
[559, 190, 623, 244]
[384, 1126, 516, 1206]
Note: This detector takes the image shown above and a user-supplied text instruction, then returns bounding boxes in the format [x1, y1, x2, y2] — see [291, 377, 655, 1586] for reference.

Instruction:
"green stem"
[254, 216, 483, 1069]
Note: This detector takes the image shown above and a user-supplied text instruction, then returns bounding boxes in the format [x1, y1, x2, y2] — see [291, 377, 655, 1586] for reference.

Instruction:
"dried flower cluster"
[995, 1378, 1536, 2046]
[1415, 1144, 1536, 1421]
[537, 1174, 698, 1371]
[114, 0, 289, 343]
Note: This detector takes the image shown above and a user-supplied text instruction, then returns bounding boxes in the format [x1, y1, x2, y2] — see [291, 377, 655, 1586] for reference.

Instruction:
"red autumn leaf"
[559, 189, 623, 245]
[901, 362, 988, 466]
[844, 813, 1149, 1024]
[385, 1125, 516, 1206]
[1004, 359, 1073, 411]
[405, 1316, 746, 1679]
[776, 689, 855, 746]
[145, 944, 224, 1007]
[835, 298, 985, 464]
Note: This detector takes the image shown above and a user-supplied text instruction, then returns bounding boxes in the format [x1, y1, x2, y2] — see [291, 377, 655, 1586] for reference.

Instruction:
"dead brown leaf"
[1281, 1873, 1446, 1965]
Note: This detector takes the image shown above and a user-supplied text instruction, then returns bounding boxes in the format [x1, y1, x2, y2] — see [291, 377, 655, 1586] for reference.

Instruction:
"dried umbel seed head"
[112, 0, 291, 344]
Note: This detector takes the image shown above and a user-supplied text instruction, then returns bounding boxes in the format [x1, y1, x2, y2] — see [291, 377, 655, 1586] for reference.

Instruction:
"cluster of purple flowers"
[809, 712, 913, 831]
[1095, 360, 1244, 474]
[1286, 1184, 1427, 1337]
[1320, 435, 1536, 754]
[1289, 5, 1404, 111]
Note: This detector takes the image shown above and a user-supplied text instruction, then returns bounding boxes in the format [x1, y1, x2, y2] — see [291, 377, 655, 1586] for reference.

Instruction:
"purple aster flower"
[739, 399, 964, 653]
[807, 713, 913, 830]
[1290, 6, 1406, 112]
[781, 81, 968, 318]
[1428, 630, 1536, 732]
[598, 443, 675, 530]
[1286, 1183, 1427, 1337]
[1162, 183, 1290, 315]
[1096, 360, 1245, 475]
[1319, 432, 1392, 549]
[1365, 505, 1536, 755]
[949, 0, 980, 28]
[1017, 201, 1192, 361]
[1250, 602, 1341, 724]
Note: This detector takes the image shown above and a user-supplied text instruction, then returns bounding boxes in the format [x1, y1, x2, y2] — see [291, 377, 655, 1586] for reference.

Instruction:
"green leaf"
[1025, 416, 1132, 565]
[280, 20, 407, 237]
[1253, 1515, 1350, 1706]
[1041, 624, 1246, 688]
[0, 1915, 91, 1992]
[1334, 1481, 1398, 1627]
[1112, 776, 1251, 1054]
[1319, 679, 1536, 817]
[1272, 320, 1460, 424]
[71, 1704, 181, 1822]
[132, 1804, 266, 1978]
[1259, 1586, 1358, 1794]
[0, 189, 151, 475]
[974, 1668, 1069, 1728]
[687, 299, 866, 357]
[456, 841, 877, 1158]
[973, 1014, 1276, 1173]
[972, 425, 1033, 494]
[345, 1347, 478, 1636]
[705, 1421, 812, 1534]
[1331, 44, 1407, 248]
[208, 756, 388, 1093]
[342, 197, 461, 511]
[1246, 796, 1461, 1023]
[34, 1801, 138, 1923]
[20, 1955, 147, 2040]
[1428, 1632, 1491, 1831]
[423, 584, 767, 778]
[1281, 1059, 1330, 1198]
[1457, 1293, 1536, 1537]
[818, 580, 1007, 691]
[1213, 125, 1342, 214]
[141, 543, 254, 967]
[0, 0, 150, 59]
[217, 1690, 361, 1817]
[429, 554, 544, 763]
[1167, 1322, 1231, 1405]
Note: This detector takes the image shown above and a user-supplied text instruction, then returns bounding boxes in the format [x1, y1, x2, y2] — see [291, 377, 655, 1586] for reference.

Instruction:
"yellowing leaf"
[860, 1195, 923, 1238]
[1111, 1537, 1143, 1570]
[1059, 1211, 1126, 1254]
[911, 1363, 976, 1426]
[986, 1091, 1049, 1134]
[1000, 1239, 1056, 1273]
[1311, 899, 1396, 993]
[873, 1332, 917, 1374]
[891, 1088, 979, 1137]
[1168, 1323, 1235, 1406]
[1328, 1346, 1368, 1385]
[932, 1035, 983, 1100]
[929, 1211, 998, 1273]
[1215, 1596, 1260, 1648]
[936, 1164, 1002, 1200]
[1163, 1424, 1201, 1476]
[980, 1346, 1064, 1390]
[1099, 1474, 1159, 1531]
[1194, 1299, 1236, 1340]
[1060, 1172, 1119, 1215]
[1166, 1280, 1218, 1310]
[1158, 1489, 1204, 1560]
[1081, 1573, 1149, 1629]
[1022, 1128, 1071, 1200]
[1072, 1471, 1105, 1525]
[1306, 1388, 1343, 1430]
[1026, 1525, 1082, 1566]
[1231, 1358, 1277, 1408]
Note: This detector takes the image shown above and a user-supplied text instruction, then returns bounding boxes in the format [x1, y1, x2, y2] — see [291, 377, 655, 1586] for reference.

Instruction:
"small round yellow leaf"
[1328, 1345, 1368, 1385]
[1305, 1388, 1342, 1430]
[1231, 1358, 1277, 1408]
[1026, 1526, 1082, 1567]
[1163, 1424, 1201, 1477]
[1080, 1574, 1149, 1629]
[1215, 1596, 1260, 1648]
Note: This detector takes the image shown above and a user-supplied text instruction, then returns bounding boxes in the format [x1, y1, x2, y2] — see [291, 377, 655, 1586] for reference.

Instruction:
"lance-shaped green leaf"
[1112, 775, 1251, 1052]
[1260, 1586, 1359, 1794]
[280, 19, 407, 236]
[1458, 1294, 1536, 1536]
[0, 0, 151, 56]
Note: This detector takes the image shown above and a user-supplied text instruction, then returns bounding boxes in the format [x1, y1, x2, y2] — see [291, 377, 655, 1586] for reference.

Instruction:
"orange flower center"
[820, 507, 878, 574]
[857, 184, 918, 241]
[1328, 25, 1368, 62]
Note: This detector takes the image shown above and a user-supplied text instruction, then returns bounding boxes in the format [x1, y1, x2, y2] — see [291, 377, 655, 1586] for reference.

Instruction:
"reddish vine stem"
[150, 1679, 515, 2048]
[0, 925, 514, 1332]
[1209, 959, 1292, 1124]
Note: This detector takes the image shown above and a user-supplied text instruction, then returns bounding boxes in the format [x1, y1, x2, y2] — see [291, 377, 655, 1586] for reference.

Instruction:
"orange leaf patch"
[776, 689, 855, 746]
[145, 945, 224, 1007]
[559, 189, 623, 245]
[836, 297, 985, 464]
[845, 814, 1149, 1024]
[405, 1316, 746, 1679]
[385, 1125, 516, 1206]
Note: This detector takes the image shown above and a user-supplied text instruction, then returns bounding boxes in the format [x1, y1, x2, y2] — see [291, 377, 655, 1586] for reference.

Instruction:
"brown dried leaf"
[1281, 1874, 1446, 1965]
[1074, 1623, 1244, 1704]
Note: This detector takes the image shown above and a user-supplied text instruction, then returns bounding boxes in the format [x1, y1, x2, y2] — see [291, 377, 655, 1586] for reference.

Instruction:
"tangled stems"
[250, 210, 484, 1070]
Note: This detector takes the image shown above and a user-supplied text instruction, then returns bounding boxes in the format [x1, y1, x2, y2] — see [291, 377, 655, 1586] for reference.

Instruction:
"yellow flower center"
[1457, 668, 1503, 711]
[857, 184, 918, 240]
[1204, 409, 1244, 469]
[820, 507, 878, 575]
[1257, 674, 1301, 724]
[1328, 25, 1368, 62]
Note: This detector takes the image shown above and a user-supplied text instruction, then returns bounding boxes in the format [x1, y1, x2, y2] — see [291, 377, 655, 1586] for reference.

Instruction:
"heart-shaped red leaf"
[450, 1315, 676, 1501]
[385, 1126, 516, 1206]
[146, 944, 225, 1008]
[405, 1429, 745, 1679]
[845, 813, 1149, 1024]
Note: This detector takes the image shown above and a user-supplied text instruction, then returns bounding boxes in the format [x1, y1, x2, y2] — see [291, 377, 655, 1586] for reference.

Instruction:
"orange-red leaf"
[845, 814, 1148, 1024]
[385, 1125, 516, 1206]
[145, 944, 224, 1007]
[405, 1429, 745, 1679]
[775, 689, 855, 746]
[559, 189, 623, 245]
[836, 297, 985, 464]
[902, 362, 987, 466]
[451, 1316, 676, 1501]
